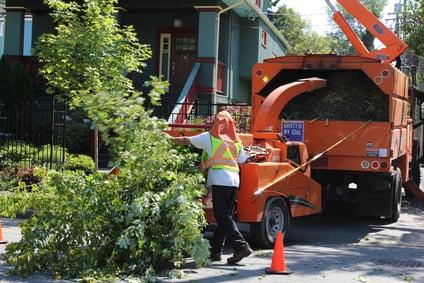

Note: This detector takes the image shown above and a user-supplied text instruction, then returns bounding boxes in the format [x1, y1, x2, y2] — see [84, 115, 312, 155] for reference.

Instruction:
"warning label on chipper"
[282, 121, 304, 142]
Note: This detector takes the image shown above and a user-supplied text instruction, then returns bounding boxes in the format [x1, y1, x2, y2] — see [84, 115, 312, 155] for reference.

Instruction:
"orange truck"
[169, 0, 423, 248]
[213, 0, 421, 248]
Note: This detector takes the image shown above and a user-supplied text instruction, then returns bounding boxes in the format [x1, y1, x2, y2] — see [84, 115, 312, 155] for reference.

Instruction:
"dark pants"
[210, 185, 249, 254]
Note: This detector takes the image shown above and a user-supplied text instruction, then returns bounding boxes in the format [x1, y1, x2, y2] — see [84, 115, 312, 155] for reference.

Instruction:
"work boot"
[227, 246, 253, 264]
[210, 252, 222, 261]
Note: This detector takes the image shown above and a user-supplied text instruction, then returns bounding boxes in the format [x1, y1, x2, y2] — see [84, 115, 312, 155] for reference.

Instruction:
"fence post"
[50, 97, 55, 169]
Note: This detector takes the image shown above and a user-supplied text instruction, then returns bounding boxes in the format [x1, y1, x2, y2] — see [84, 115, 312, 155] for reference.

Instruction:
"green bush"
[0, 142, 70, 168]
[0, 141, 39, 167]
[64, 154, 95, 174]
[0, 165, 47, 192]
[35, 145, 67, 164]
[0, 166, 19, 191]
[16, 166, 47, 187]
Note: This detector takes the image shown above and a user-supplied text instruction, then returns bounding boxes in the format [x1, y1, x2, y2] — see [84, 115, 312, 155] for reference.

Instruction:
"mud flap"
[404, 180, 424, 205]
[356, 173, 393, 217]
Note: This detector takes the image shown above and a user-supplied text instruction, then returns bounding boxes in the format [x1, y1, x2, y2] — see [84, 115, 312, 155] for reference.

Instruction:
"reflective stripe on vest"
[200, 135, 242, 172]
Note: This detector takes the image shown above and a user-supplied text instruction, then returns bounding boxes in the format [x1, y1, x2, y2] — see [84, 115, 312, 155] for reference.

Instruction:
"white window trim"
[159, 33, 171, 81]
[0, 20, 4, 36]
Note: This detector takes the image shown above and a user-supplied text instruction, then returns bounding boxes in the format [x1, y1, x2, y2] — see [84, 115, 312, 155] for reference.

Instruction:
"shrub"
[0, 165, 47, 192]
[0, 141, 39, 167]
[0, 141, 69, 168]
[35, 145, 67, 164]
[0, 166, 19, 191]
[64, 154, 95, 174]
[16, 166, 47, 187]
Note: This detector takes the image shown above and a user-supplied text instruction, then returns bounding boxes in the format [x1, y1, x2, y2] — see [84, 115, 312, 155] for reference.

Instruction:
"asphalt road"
[1, 198, 423, 283]
[162, 197, 424, 283]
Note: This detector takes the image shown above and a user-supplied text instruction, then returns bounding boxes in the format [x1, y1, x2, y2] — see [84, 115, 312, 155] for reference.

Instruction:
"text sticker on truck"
[282, 121, 304, 142]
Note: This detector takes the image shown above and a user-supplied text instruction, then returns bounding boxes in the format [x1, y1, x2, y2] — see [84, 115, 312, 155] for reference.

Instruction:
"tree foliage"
[327, 0, 388, 55]
[403, 0, 424, 57]
[271, 5, 334, 55]
[0, 0, 209, 280]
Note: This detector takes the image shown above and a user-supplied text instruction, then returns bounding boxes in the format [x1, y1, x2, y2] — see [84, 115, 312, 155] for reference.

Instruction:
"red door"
[170, 34, 197, 93]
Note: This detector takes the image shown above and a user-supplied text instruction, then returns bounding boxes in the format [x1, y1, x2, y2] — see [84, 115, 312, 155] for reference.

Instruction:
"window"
[255, 0, 261, 8]
[261, 31, 267, 48]
[175, 36, 196, 51]
[0, 20, 4, 36]
[159, 33, 171, 81]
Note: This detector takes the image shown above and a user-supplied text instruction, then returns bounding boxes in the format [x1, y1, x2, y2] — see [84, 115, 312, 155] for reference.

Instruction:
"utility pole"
[394, 1, 403, 36]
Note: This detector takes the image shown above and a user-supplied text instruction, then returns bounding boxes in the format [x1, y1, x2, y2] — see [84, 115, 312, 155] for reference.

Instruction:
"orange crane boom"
[325, 0, 408, 62]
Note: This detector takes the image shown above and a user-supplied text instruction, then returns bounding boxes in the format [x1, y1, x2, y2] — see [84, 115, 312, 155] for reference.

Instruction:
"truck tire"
[389, 168, 402, 222]
[250, 198, 290, 249]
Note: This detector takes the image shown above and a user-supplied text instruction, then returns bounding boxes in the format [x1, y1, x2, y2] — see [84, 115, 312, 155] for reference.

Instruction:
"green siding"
[239, 18, 259, 79]
[197, 10, 218, 90]
[4, 10, 24, 55]
[239, 77, 251, 104]
[227, 13, 242, 103]
[1, 1, 4, 56]
[258, 22, 287, 62]
[0, 37, 3, 57]
[198, 11, 217, 57]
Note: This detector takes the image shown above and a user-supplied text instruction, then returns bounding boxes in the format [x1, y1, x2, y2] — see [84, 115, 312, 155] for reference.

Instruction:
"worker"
[167, 110, 253, 264]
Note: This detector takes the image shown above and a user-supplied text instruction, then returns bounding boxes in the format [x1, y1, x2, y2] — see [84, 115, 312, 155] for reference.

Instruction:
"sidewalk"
[0, 219, 70, 283]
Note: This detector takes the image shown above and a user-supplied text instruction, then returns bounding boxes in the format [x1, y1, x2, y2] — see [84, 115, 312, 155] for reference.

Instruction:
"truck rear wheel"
[251, 198, 290, 248]
[389, 168, 402, 222]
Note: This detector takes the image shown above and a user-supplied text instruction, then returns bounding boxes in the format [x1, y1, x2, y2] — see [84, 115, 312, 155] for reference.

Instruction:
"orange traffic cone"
[265, 231, 292, 274]
[0, 220, 7, 244]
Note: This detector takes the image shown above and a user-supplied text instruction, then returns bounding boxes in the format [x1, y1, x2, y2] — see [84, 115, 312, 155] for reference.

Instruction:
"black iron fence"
[0, 100, 66, 169]
[156, 102, 252, 133]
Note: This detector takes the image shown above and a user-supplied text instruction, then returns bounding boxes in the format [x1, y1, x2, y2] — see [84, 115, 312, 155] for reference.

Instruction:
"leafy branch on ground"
[0, 0, 210, 280]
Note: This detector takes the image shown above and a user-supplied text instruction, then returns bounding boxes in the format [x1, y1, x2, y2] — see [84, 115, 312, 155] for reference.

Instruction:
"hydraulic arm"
[325, 0, 408, 63]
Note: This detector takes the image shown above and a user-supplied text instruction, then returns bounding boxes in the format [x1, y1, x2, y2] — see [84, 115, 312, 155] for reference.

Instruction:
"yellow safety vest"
[200, 135, 242, 173]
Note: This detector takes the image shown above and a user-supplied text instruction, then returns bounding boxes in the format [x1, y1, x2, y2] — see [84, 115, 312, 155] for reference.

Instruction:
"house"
[3, 0, 289, 121]
[1, 0, 32, 57]
[0, 0, 4, 57]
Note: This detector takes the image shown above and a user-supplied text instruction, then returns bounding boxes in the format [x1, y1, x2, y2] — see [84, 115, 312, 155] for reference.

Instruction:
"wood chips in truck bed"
[281, 72, 389, 122]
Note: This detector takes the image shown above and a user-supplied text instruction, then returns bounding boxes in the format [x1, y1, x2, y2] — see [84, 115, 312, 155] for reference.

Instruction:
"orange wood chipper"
[168, 0, 424, 248]
[227, 0, 419, 248]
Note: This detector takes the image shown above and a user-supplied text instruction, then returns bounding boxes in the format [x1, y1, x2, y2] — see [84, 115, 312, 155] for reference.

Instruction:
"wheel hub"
[266, 206, 284, 238]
